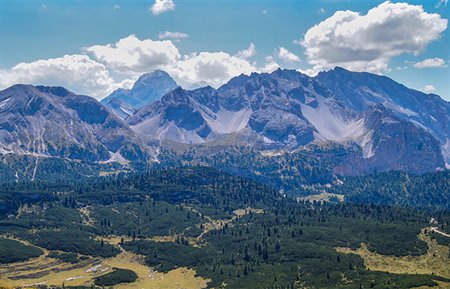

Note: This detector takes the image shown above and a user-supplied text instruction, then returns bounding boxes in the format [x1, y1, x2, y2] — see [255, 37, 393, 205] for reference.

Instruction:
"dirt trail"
[431, 227, 450, 238]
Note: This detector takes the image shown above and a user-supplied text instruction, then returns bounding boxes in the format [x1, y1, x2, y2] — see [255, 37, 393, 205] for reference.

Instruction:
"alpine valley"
[0, 67, 449, 289]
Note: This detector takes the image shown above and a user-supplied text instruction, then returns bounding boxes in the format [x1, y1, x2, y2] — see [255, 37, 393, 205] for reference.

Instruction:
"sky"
[0, 0, 449, 100]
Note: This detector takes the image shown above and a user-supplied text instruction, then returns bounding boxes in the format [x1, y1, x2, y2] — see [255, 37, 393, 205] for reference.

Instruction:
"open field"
[337, 230, 450, 279]
[1, 167, 448, 288]
[0, 238, 209, 289]
[298, 192, 345, 203]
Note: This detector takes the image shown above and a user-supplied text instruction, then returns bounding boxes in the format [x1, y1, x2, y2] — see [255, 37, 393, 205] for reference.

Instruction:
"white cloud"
[259, 56, 280, 73]
[302, 1, 448, 73]
[84, 34, 181, 75]
[262, 9, 268, 15]
[158, 31, 189, 41]
[1, 35, 278, 99]
[150, 0, 175, 15]
[113, 4, 120, 10]
[85, 35, 259, 89]
[414, 58, 446, 68]
[0, 55, 116, 99]
[171, 52, 255, 88]
[276, 47, 300, 62]
[395, 65, 409, 71]
[423, 85, 436, 93]
[235, 43, 256, 59]
[319, 8, 325, 14]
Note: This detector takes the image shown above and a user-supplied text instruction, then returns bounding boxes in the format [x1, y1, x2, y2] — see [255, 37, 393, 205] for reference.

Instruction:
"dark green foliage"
[94, 268, 138, 286]
[0, 238, 43, 263]
[47, 251, 80, 263]
[90, 202, 203, 238]
[155, 145, 342, 189]
[0, 154, 127, 182]
[0, 166, 449, 288]
[331, 171, 450, 210]
[18, 229, 119, 258]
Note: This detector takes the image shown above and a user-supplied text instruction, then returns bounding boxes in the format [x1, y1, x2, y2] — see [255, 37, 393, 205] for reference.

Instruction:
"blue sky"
[1, 0, 449, 100]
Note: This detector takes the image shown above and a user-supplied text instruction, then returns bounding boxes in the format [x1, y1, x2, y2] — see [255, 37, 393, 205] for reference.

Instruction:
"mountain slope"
[101, 70, 178, 119]
[315, 67, 450, 165]
[128, 68, 447, 174]
[0, 85, 151, 164]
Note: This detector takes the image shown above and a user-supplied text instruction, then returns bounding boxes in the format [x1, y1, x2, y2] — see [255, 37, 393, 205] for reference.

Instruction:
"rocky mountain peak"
[101, 69, 178, 119]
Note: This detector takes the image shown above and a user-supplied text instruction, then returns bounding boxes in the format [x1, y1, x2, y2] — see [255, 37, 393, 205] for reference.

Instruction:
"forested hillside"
[0, 167, 449, 288]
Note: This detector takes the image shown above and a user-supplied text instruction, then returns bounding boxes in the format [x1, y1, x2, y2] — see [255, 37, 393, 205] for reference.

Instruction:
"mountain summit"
[1, 67, 448, 175]
[101, 70, 178, 119]
[127, 67, 448, 173]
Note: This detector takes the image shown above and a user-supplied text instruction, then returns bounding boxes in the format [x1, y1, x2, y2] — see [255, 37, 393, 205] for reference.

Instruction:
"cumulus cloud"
[276, 47, 300, 62]
[423, 85, 436, 93]
[150, 0, 175, 15]
[84, 34, 181, 75]
[84, 35, 259, 89]
[171, 52, 255, 88]
[158, 31, 189, 41]
[0, 55, 116, 99]
[235, 43, 257, 59]
[301, 1, 448, 73]
[414, 58, 446, 68]
[260, 56, 280, 73]
[1, 35, 277, 99]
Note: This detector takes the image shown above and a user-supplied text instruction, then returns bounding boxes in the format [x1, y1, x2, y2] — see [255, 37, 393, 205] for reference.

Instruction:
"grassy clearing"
[337, 230, 450, 279]
[0, 237, 209, 289]
[299, 192, 345, 202]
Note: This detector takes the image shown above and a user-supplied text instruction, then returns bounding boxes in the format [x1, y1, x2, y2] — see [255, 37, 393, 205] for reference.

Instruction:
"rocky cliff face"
[333, 105, 445, 175]
[315, 67, 450, 165]
[1, 67, 448, 175]
[0, 85, 151, 163]
[128, 68, 448, 174]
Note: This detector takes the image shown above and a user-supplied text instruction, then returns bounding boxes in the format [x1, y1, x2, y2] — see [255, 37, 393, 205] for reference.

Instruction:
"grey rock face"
[128, 67, 448, 173]
[316, 67, 450, 164]
[2, 67, 447, 174]
[0, 84, 151, 163]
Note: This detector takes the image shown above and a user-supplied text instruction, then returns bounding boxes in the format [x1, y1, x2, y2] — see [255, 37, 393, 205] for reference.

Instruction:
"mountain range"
[0, 67, 448, 179]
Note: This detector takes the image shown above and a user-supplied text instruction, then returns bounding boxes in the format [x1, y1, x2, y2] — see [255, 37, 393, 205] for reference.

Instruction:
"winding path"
[430, 227, 450, 238]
